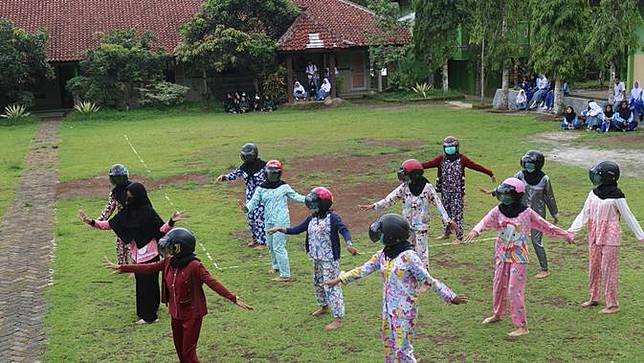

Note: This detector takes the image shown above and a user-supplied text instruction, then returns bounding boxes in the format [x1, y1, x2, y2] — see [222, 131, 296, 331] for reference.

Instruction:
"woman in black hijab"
[80, 182, 187, 324]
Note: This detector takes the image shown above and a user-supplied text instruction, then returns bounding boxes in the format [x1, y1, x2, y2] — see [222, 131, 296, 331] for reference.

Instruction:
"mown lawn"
[46, 104, 644, 362]
[0, 121, 38, 218]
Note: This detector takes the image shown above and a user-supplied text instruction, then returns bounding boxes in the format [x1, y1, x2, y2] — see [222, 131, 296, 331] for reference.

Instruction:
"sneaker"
[481, 316, 501, 324]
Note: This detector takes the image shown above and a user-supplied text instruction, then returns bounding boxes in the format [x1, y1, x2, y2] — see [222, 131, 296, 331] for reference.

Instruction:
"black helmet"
[305, 187, 333, 213]
[520, 150, 545, 172]
[159, 227, 196, 257]
[240, 143, 258, 163]
[108, 164, 129, 186]
[369, 213, 410, 246]
[589, 161, 620, 186]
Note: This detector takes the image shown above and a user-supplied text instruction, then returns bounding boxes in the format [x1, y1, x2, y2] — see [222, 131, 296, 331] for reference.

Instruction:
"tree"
[67, 29, 168, 109]
[175, 0, 299, 98]
[0, 18, 53, 109]
[585, 0, 642, 103]
[412, 0, 467, 91]
[529, 0, 588, 114]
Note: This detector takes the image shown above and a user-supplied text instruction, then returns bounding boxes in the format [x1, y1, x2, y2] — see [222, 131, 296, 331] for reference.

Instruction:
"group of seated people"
[224, 92, 275, 114]
[293, 78, 332, 102]
[561, 98, 642, 133]
[516, 74, 570, 112]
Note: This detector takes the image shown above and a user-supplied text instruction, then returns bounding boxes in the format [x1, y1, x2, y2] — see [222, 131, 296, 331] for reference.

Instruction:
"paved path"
[0, 118, 59, 362]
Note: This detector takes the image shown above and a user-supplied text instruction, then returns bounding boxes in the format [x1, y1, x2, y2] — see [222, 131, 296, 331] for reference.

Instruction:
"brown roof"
[0, 0, 202, 62]
[278, 0, 410, 51]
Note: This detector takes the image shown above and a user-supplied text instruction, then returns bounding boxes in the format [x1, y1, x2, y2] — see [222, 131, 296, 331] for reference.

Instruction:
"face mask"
[524, 162, 536, 173]
[444, 146, 457, 155]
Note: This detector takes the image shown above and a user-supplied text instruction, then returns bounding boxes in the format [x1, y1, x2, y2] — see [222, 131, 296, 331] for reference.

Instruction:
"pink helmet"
[501, 177, 525, 193]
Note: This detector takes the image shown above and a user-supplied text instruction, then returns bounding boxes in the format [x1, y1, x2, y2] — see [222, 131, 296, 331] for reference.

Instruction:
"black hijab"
[383, 240, 413, 260]
[618, 103, 631, 120]
[111, 180, 132, 207]
[408, 176, 429, 196]
[498, 202, 528, 219]
[593, 182, 625, 200]
[604, 105, 614, 118]
[564, 108, 576, 123]
[240, 158, 266, 176]
[522, 170, 545, 186]
[445, 152, 460, 162]
[109, 183, 166, 249]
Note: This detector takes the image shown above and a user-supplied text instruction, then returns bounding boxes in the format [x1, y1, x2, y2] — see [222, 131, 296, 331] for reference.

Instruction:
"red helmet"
[305, 187, 333, 213]
[265, 160, 283, 182]
[266, 160, 283, 169]
[397, 159, 424, 183]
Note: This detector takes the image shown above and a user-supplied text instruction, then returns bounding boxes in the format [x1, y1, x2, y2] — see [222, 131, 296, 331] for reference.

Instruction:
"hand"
[567, 233, 575, 244]
[216, 175, 225, 182]
[102, 256, 123, 274]
[479, 187, 493, 195]
[463, 230, 479, 243]
[235, 297, 254, 311]
[451, 295, 468, 305]
[267, 227, 285, 235]
[490, 175, 497, 183]
[552, 216, 559, 225]
[346, 246, 359, 256]
[171, 211, 188, 222]
[78, 210, 92, 224]
[323, 278, 341, 287]
[358, 204, 374, 211]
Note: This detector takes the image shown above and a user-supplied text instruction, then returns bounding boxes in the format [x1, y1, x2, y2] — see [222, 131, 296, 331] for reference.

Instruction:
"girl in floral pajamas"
[244, 160, 306, 282]
[422, 136, 496, 244]
[464, 178, 574, 336]
[268, 187, 358, 330]
[217, 143, 267, 248]
[326, 214, 467, 362]
[568, 161, 644, 314]
[359, 159, 455, 268]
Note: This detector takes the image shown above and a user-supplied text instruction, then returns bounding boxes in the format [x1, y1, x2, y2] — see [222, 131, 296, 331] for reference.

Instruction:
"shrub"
[73, 101, 101, 114]
[259, 66, 287, 104]
[1, 104, 31, 121]
[411, 82, 433, 99]
[138, 81, 190, 106]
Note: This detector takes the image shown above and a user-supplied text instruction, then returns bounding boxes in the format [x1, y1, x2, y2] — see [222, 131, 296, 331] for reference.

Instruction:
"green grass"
[46, 104, 644, 362]
[0, 121, 38, 218]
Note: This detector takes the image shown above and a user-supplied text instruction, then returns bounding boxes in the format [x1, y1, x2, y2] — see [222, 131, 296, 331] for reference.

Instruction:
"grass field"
[0, 121, 38, 218]
[45, 104, 643, 362]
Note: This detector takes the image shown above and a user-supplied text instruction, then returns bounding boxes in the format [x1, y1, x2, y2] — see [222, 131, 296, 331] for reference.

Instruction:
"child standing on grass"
[268, 187, 358, 330]
[567, 161, 644, 314]
[217, 143, 267, 249]
[359, 159, 455, 268]
[464, 178, 574, 337]
[422, 136, 496, 244]
[325, 213, 467, 362]
[104, 228, 253, 363]
[243, 159, 306, 282]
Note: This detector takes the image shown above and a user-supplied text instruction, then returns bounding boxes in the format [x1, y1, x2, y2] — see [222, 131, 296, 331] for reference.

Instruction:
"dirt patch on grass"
[592, 133, 644, 146]
[56, 173, 211, 199]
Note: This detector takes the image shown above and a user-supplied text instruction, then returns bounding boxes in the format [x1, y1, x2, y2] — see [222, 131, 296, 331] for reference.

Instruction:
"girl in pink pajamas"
[568, 161, 644, 314]
[464, 178, 574, 336]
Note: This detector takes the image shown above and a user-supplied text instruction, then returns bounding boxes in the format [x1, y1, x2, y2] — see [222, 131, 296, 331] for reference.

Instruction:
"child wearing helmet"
[422, 136, 496, 244]
[268, 187, 358, 330]
[217, 143, 268, 249]
[568, 161, 644, 314]
[243, 160, 306, 282]
[325, 213, 467, 362]
[104, 228, 253, 362]
[359, 159, 455, 268]
[464, 178, 574, 336]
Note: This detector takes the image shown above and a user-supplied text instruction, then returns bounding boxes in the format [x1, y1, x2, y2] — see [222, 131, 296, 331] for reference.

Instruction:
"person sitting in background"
[317, 78, 331, 101]
[628, 80, 644, 122]
[239, 93, 250, 113]
[308, 78, 318, 101]
[262, 95, 274, 112]
[599, 104, 614, 133]
[253, 95, 263, 112]
[521, 77, 533, 102]
[581, 100, 604, 131]
[543, 81, 555, 111]
[563, 80, 571, 96]
[529, 74, 549, 109]
[516, 89, 528, 110]
[294, 81, 307, 101]
[613, 77, 626, 104]
[612, 100, 637, 132]
[561, 106, 581, 130]
[225, 93, 236, 113]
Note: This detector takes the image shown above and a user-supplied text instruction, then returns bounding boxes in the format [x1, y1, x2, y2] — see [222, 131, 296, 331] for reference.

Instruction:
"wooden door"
[351, 52, 366, 90]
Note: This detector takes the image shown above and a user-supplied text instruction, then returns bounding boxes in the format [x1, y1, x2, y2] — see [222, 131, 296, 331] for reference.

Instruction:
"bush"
[259, 66, 287, 104]
[138, 81, 190, 106]
[1, 104, 31, 121]
[73, 101, 101, 114]
[411, 82, 433, 99]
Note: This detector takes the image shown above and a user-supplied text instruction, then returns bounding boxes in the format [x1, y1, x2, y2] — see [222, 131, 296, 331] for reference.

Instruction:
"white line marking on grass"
[123, 134, 223, 271]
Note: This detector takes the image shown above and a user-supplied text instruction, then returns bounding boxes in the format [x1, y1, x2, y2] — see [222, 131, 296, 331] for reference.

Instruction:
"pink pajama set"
[568, 191, 644, 308]
[473, 207, 573, 327]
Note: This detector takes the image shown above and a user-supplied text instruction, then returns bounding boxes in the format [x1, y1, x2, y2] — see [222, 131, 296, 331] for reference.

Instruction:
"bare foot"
[534, 271, 550, 279]
[481, 316, 501, 324]
[435, 234, 448, 240]
[507, 327, 529, 337]
[311, 306, 329, 317]
[253, 244, 267, 250]
[325, 319, 343, 331]
[451, 239, 462, 245]
[271, 277, 292, 282]
[247, 241, 258, 248]
[268, 268, 278, 274]
[135, 318, 159, 325]
[580, 300, 599, 308]
[599, 306, 619, 314]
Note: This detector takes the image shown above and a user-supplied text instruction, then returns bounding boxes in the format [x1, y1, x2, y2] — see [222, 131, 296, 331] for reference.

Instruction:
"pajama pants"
[312, 259, 345, 318]
[492, 261, 527, 328]
[247, 203, 266, 245]
[135, 257, 160, 322]
[382, 314, 416, 363]
[171, 317, 203, 363]
[441, 191, 464, 240]
[115, 238, 130, 265]
[530, 229, 548, 271]
[588, 243, 619, 308]
[410, 229, 429, 268]
[265, 223, 290, 278]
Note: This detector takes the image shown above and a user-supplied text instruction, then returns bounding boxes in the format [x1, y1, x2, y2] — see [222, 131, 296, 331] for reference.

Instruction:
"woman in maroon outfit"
[104, 228, 253, 363]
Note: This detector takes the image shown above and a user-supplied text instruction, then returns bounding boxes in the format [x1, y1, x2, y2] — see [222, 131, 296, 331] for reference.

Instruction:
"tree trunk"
[442, 61, 449, 92]
[202, 68, 209, 100]
[500, 64, 510, 110]
[480, 38, 485, 104]
[553, 77, 563, 114]
[608, 62, 615, 104]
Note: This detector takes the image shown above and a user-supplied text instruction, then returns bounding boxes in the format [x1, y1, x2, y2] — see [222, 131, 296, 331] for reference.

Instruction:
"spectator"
[629, 80, 644, 122]
[529, 74, 549, 109]
[612, 100, 637, 131]
[561, 106, 581, 130]
[224, 93, 236, 113]
[521, 77, 533, 102]
[516, 89, 527, 110]
[581, 100, 604, 131]
[562, 80, 571, 96]
[543, 81, 555, 111]
[293, 81, 307, 101]
[317, 78, 331, 101]
[253, 95, 263, 112]
[262, 95, 275, 112]
[239, 92, 250, 113]
[599, 104, 614, 133]
[308, 78, 317, 101]
[306, 60, 320, 90]
[613, 77, 626, 104]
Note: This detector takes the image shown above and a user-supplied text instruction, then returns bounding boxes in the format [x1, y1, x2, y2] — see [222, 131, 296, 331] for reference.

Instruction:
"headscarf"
[564, 106, 576, 123]
[383, 240, 413, 260]
[111, 180, 132, 207]
[630, 81, 642, 100]
[516, 90, 527, 103]
[587, 101, 603, 117]
[320, 78, 331, 93]
[240, 158, 266, 177]
[618, 101, 631, 120]
[294, 81, 305, 93]
[593, 182, 625, 200]
[108, 183, 166, 249]
[408, 176, 429, 196]
[260, 179, 286, 189]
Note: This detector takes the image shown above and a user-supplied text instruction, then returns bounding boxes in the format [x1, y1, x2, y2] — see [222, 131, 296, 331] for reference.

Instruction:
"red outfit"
[120, 258, 237, 363]
[421, 154, 494, 185]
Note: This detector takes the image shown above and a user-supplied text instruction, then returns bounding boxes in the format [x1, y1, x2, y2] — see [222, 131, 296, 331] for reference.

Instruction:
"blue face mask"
[524, 162, 536, 173]
[444, 146, 457, 155]
[379, 234, 385, 244]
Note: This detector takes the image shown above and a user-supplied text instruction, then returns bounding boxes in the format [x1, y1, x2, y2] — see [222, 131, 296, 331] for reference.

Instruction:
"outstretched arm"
[530, 209, 574, 243]
[285, 185, 306, 203]
[543, 177, 559, 223]
[615, 199, 644, 241]
[97, 194, 117, 221]
[373, 184, 404, 210]
[461, 155, 495, 180]
[421, 155, 443, 169]
[217, 168, 244, 182]
[568, 193, 591, 233]
[325, 252, 381, 287]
